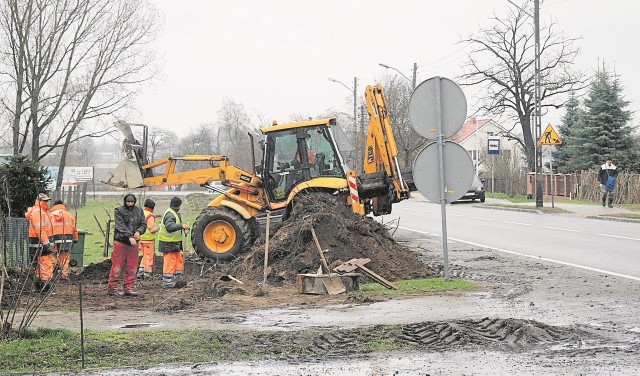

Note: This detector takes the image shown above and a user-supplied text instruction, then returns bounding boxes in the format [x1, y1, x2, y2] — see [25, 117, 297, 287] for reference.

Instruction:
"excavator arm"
[358, 84, 413, 215]
[141, 155, 261, 192]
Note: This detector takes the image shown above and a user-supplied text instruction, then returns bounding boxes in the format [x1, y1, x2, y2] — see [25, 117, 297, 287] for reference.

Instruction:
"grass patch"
[618, 204, 640, 212]
[0, 325, 412, 372]
[361, 277, 475, 295]
[598, 212, 640, 220]
[486, 192, 531, 202]
[480, 202, 569, 214]
[76, 197, 120, 265]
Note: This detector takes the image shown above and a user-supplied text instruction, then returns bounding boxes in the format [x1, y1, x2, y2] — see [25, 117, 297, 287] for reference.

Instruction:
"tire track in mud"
[305, 319, 586, 355]
[399, 318, 579, 350]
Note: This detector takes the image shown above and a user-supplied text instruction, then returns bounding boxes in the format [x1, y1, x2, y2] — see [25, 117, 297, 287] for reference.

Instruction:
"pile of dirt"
[230, 192, 435, 286]
[33, 192, 435, 311]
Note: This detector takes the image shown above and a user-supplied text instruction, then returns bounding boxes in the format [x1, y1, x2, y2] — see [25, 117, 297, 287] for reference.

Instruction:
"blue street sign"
[487, 137, 500, 155]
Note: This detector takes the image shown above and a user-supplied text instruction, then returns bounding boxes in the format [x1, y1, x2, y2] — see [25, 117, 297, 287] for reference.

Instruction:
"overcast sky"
[134, 0, 639, 135]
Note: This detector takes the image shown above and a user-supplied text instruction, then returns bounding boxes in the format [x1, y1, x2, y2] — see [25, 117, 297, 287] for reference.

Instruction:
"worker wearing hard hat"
[25, 193, 55, 291]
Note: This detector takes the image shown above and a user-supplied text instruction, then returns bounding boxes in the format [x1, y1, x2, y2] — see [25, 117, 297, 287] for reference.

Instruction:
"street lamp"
[328, 77, 359, 168]
[378, 63, 418, 89]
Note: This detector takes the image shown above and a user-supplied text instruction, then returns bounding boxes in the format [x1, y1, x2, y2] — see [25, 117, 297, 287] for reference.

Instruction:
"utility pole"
[534, 0, 543, 207]
[360, 104, 366, 169]
[353, 77, 358, 152]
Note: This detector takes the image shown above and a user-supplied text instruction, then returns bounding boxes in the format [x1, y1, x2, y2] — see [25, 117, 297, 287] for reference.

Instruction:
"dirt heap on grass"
[34, 192, 435, 311]
[231, 192, 435, 286]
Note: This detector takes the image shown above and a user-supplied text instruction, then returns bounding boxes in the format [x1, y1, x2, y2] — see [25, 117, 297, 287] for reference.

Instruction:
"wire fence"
[1, 216, 30, 268]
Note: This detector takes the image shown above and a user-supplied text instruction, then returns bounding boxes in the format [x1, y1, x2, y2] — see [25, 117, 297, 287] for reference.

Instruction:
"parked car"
[456, 175, 486, 203]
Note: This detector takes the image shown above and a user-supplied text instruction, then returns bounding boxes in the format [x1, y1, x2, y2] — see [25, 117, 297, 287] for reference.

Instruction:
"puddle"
[115, 322, 163, 329]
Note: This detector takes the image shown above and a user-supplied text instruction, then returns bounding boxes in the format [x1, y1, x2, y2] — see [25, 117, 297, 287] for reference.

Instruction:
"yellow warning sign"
[539, 123, 563, 145]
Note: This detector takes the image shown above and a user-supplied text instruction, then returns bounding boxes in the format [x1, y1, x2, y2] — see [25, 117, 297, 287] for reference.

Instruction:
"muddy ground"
[13, 195, 640, 374]
[26, 193, 435, 313]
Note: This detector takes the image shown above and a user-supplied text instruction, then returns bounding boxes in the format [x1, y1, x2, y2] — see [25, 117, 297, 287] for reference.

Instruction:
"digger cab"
[260, 118, 350, 203]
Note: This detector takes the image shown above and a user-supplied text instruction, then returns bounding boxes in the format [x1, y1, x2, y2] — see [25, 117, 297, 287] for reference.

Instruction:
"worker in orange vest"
[25, 193, 55, 291]
[48, 199, 79, 281]
[137, 199, 159, 280]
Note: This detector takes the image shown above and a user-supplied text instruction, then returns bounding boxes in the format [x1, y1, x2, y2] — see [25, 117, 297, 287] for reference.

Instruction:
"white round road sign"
[412, 141, 475, 203]
[409, 77, 467, 139]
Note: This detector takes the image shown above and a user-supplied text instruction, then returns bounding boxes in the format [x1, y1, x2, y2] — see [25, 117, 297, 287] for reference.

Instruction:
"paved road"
[385, 197, 640, 280]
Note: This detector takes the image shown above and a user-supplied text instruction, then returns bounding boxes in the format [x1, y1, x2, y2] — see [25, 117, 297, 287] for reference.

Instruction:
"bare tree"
[216, 98, 256, 169]
[148, 127, 176, 162]
[459, 1, 583, 170]
[379, 75, 427, 168]
[179, 124, 215, 155]
[0, 0, 159, 187]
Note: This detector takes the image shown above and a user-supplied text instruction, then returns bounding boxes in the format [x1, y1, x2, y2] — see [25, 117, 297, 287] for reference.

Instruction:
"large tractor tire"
[191, 207, 257, 262]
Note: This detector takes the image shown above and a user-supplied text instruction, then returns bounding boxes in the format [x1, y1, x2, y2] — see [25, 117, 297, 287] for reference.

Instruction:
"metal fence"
[1, 217, 30, 268]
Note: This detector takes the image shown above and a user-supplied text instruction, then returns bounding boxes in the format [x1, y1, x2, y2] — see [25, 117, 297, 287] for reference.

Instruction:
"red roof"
[452, 118, 491, 142]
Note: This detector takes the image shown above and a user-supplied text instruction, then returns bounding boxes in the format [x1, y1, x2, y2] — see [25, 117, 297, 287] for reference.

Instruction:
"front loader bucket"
[103, 158, 145, 189]
[101, 120, 146, 189]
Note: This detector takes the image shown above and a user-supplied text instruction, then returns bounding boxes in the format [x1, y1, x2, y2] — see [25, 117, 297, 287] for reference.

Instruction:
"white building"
[451, 117, 523, 174]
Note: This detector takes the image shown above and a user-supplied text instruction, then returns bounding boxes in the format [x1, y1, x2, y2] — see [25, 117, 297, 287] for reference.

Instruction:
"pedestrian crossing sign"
[539, 124, 563, 145]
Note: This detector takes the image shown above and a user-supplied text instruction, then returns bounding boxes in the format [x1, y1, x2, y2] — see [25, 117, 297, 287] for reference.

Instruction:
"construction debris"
[335, 258, 398, 290]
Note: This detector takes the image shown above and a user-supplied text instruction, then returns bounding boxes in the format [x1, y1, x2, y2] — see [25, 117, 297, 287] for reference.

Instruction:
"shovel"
[310, 225, 345, 295]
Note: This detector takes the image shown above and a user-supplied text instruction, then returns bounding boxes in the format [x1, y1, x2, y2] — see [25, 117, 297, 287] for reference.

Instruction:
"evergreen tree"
[553, 93, 581, 173]
[564, 66, 634, 171]
[0, 155, 52, 217]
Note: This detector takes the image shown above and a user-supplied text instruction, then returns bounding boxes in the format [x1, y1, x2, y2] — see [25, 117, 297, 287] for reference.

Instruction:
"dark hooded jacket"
[113, 193, 146, 245]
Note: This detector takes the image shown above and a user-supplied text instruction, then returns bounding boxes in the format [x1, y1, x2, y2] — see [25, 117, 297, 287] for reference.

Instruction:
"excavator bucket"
[101, 120, 146, 189]
[104, 158, 145, 189]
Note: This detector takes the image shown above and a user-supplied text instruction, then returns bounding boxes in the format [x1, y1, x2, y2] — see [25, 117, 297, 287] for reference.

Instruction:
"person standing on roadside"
[108, 193, 146, 296]
[137, 199, 159, 280]
[597, 157, 618, 208]
[25, 193, 55, 291]
[158, 197, 190, 288]
[49, 199, 78, 281]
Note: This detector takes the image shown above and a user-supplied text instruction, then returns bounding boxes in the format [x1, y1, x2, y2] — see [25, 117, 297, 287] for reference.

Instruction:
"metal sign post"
[409, 77, 470, 281]
[434, 78, 450, 280]
[539, 123, 563, 209]
[487, 137, 500, 193]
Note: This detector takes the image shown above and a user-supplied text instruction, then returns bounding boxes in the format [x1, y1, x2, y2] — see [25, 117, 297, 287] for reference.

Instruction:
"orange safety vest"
[25, 200, 53, 244]
[140, 208, 157, 241]
[49, 204, 78, 251]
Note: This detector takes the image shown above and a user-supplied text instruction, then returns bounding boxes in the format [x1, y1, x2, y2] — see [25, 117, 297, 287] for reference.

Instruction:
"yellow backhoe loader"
[104, 84, 416, 261]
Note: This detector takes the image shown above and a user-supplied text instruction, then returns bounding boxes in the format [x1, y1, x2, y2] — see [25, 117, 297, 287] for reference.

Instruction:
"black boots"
[602, 196, 607, 207]
[608, 198, 613, 208]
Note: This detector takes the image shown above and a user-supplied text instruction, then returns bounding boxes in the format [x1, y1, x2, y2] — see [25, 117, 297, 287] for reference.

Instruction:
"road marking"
[597, 233, 640, 242]
[397, 225, 640, 282]
[542, 226, 579, 232]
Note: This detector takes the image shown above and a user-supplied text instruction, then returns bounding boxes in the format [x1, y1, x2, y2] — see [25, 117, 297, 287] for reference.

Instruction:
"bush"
[0, 155, 51, 217]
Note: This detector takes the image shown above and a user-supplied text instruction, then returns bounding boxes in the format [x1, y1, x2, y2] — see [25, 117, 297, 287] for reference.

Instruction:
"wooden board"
[334, 258, 398, 290]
